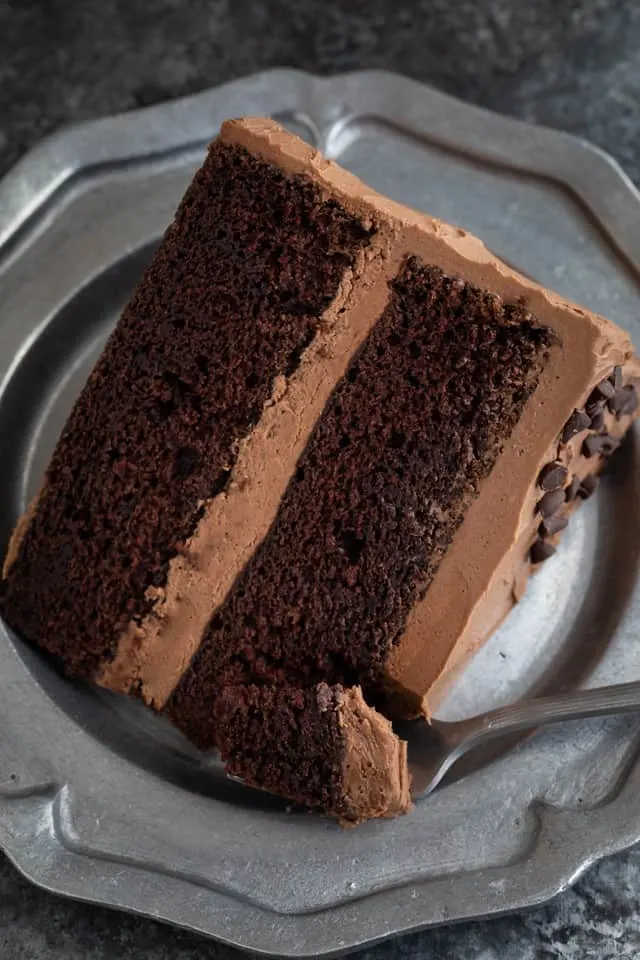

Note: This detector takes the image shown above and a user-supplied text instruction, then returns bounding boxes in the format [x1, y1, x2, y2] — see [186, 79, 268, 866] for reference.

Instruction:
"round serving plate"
[1, 70, 640, 957]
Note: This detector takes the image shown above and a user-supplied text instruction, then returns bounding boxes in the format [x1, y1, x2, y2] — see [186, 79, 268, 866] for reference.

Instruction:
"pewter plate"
[1, 70, 640, 957]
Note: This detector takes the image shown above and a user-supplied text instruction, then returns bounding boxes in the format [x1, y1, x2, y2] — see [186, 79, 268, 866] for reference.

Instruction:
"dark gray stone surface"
[0, 0, 639, 187]
[1, 0, 639, 957]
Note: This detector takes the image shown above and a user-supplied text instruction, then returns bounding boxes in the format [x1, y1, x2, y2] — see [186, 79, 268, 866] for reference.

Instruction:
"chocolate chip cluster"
[530, 366, 637, 565]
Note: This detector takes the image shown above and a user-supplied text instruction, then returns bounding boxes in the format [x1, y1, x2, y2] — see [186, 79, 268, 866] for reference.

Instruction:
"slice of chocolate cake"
[216, 683, 409, 825]
[1, 118, 639, 822]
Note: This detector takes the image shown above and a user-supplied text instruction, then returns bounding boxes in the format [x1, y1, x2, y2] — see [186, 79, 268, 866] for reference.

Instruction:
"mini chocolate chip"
[538, 461, 568, 491]
[602, 435, 620, 455]
[538, 488, 566, 517]
[611, 366, 623, 390]
[589, 409, 605, 431]
[583, 433, 620, 458]
[609, 384, 637, 418]
[591, 379, 615, 402]
[619, 384, 638, 417]
[562, 409, 591, 443]
[586, 398, 604, 418]
[579, 474, 599, 499]
[608, 389, 628, 415]
[540, 514, 569, 537]
[531, 539, 556, 564]
[583, 434, 605, 458]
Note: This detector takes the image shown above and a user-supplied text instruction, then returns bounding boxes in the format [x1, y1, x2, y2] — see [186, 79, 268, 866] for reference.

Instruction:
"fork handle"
[461, 680, 640, 747]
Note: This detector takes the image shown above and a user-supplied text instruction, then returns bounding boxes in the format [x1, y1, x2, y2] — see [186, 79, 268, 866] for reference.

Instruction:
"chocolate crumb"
[538, 461, 568, 491]
[540, 514, 569, 537]
[316, 682, 334, 713]
[537, 488, 566, 517]
[531, 539, 556, 564]
[562, 409, 591, 443]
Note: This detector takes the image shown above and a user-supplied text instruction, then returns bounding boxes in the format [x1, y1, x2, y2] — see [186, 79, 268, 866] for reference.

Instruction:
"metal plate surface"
[1, 69, 640, 957]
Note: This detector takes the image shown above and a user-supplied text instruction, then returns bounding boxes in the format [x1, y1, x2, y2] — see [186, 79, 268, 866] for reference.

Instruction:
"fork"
[395, 681, 640, 798]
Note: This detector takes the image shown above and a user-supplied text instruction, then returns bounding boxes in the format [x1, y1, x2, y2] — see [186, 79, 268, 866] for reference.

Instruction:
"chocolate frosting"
[337, 686, 411, 824]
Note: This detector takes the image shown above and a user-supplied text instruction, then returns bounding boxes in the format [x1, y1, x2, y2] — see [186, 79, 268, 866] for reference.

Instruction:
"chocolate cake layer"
[169, 257, 552, 749]
[0, 140, 373, 676]
[216, 683, 347, 814]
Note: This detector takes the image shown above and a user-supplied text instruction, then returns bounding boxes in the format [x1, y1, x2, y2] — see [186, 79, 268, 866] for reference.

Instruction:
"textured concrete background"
[1, 0, 640, 957]
[0, 0, 639, 186]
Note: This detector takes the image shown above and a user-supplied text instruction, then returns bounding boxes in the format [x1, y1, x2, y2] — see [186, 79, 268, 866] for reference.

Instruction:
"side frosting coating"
[338, 686, 411, 824]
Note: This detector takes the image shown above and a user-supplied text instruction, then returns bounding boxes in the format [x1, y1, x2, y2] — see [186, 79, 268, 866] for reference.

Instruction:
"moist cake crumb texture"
[169, 257, 552, 750]
[216, 682, 348, 815]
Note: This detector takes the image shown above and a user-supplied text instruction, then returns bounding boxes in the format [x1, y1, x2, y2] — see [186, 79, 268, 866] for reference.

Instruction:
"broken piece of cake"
[1, 118, 638, 823]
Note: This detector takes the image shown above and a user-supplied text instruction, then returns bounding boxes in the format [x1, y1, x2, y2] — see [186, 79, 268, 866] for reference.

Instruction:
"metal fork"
[396, 681, 640, 798]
